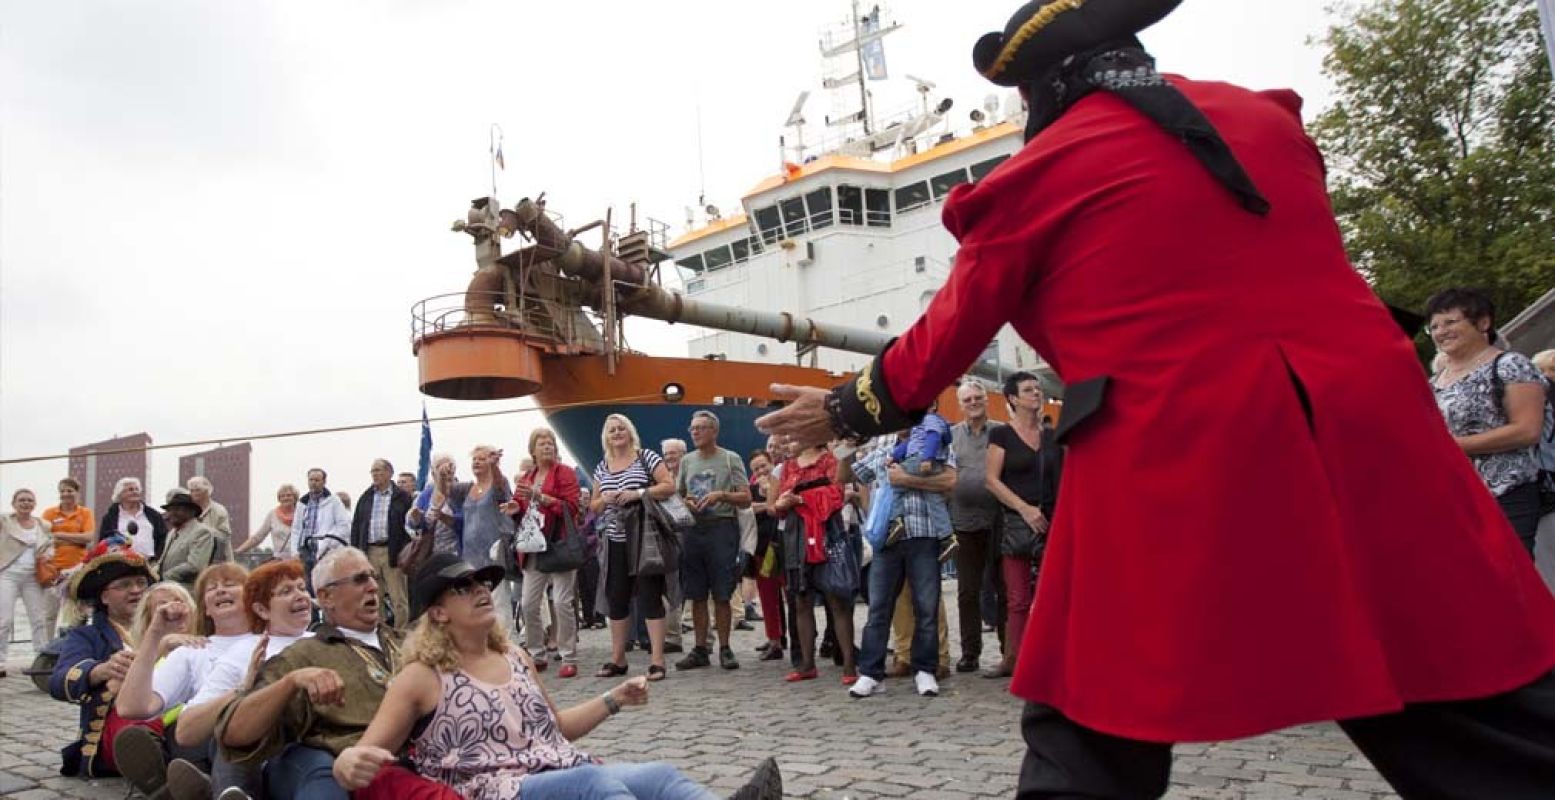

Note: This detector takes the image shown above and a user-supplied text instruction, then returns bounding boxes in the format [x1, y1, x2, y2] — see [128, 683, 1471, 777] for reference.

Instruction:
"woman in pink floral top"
[335, 553, 783, 799]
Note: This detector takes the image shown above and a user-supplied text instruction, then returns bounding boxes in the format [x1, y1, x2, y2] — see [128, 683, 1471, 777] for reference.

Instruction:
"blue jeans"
[264, 744, 346, 800]
[858, 536, 941, 680]
[521, 762, 717, 800]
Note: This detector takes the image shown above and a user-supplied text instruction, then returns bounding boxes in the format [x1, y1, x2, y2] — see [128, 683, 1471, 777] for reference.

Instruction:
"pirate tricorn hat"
[972, 0, 1182, 87]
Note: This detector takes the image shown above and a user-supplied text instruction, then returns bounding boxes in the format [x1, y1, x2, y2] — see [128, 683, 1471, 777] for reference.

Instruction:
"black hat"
[69, 552, 155, 605]
[409, 554, 505, 621]
[972, 0, 1181, 87]
[161, 491, 202, 515]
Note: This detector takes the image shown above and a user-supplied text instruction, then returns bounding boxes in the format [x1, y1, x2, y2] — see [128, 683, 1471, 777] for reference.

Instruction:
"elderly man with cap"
[158, 491, 231, 588]
[48, 551, 157, 778]
[758, 1, 1555, 796]
[215, 546, 458, 800]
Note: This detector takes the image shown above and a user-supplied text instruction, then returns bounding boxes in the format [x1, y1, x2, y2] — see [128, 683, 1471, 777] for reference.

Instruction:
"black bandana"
[1024, 43, 1271, 216]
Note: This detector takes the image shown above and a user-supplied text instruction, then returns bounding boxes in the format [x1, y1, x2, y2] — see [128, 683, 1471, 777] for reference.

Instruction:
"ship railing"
[409, 291, 576, 350]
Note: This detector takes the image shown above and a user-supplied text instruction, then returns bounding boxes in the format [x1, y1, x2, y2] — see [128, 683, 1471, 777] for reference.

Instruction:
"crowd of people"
[4, 285, 1554, 799]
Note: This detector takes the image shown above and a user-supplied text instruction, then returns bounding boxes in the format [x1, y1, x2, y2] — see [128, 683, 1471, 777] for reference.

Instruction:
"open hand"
[756, 384, 836, 451]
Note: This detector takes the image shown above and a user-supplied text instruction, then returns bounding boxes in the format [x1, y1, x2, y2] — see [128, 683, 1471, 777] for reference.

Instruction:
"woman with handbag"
[773, 444, 859, 684]
[746, 451, 788, 662]
[589, 414, 676, 681]
[1, 488, 55, 677]
[983, 372, 1063, 680]
[514, 428, 584, 678]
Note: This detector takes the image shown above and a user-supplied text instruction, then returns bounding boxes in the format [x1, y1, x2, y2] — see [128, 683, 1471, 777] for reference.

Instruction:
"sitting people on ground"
[216, 547, 459, 800]
[334, 552, 784, 800]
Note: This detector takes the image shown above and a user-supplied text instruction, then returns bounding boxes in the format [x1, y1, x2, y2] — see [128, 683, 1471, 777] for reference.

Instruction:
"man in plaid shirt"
[844, 436, 957, 698]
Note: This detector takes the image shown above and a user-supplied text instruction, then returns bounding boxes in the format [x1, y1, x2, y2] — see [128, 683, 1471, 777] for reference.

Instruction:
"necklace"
[340, 630, 399, 686]
[1438, 347, 1495, 387]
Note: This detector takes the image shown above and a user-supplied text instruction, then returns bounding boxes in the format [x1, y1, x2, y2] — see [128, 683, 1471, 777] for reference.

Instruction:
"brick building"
[68, 433, 154, 521]
[179, 443, 253, 549]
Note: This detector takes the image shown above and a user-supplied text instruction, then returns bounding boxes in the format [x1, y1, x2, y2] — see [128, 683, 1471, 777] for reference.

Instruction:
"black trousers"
[954, 527, 1004, 659]
[1017, 671, 1555, 800]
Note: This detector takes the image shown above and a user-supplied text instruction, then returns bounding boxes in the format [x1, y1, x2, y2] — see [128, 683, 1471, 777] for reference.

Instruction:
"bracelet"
[601, 692, 621, 716]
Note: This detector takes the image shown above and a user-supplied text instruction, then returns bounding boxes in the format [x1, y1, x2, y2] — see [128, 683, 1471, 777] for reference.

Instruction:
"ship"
[411, 3, 1056, 470]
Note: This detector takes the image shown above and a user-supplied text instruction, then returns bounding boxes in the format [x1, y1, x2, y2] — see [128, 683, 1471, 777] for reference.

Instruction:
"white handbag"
[514, 504, 549, 554]
[736, 507, 758, 557]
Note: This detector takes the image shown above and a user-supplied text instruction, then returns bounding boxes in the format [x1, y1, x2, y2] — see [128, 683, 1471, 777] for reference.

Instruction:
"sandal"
[595, 662, 628, 678]
[646, 664, 667, 682]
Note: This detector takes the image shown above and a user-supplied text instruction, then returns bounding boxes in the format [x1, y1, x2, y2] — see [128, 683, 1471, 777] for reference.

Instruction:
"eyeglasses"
[1426, 317, 1467, 333]
[321, 570, 377, 590]
[106, 577, 149, 593]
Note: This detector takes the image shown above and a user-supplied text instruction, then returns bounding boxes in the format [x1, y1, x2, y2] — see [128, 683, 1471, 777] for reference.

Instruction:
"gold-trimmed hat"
[69, 551, 155, 606]
[972, 0, 1182, 87]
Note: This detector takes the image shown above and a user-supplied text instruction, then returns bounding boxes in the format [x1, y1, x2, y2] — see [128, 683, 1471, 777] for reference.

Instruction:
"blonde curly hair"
[402, 608, 511, 673]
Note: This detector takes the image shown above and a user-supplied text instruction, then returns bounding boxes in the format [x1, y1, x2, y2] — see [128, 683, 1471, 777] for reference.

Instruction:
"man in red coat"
[758, 1, 1555, 797]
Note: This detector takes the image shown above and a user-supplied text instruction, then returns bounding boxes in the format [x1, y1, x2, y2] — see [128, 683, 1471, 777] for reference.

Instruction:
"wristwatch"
[601, 692, 621, 716]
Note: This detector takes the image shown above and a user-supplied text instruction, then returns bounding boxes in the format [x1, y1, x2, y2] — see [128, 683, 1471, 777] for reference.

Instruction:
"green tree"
[1313, 0, 1555, 332]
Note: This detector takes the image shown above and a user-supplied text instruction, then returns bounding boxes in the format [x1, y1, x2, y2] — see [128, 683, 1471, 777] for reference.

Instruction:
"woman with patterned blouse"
[1428, 287, 1548, 555]
[333, 553, 781, 799]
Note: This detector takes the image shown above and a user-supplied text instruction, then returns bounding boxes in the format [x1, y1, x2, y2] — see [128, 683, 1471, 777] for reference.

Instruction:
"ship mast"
[851, 0, 872, 136]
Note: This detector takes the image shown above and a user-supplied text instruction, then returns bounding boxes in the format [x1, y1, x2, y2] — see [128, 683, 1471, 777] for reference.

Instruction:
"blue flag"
[416, 403, 433, 491]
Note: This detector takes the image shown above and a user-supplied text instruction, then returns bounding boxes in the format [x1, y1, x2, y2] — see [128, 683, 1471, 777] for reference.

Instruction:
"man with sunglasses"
[216, 546, 439, 800]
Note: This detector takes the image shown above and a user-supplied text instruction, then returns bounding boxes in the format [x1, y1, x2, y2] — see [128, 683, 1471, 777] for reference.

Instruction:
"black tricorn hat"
[973, 0, 1182, 87]
[70, 552, 155, 605]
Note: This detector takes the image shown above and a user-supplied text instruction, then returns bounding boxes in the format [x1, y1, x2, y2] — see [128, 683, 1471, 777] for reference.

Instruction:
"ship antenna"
[489, 123, 505, 200]
[695, 89, 707, 220]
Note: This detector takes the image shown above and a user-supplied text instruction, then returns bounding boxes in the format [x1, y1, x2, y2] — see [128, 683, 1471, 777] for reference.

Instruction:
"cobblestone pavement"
[2, 583, 1398, 799]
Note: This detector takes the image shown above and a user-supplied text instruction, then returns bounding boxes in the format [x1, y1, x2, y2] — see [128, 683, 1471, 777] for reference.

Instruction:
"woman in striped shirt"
[589, 414, 676, 681]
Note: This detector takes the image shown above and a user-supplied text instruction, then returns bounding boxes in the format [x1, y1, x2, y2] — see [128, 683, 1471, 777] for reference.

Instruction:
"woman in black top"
[983, 371, 1063, 679]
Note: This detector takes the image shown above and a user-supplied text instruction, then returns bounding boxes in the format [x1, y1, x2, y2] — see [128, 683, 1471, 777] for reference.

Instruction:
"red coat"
[513, 464, 581, 570]
[881, 77, 1555, 742]
[777, 451, 844, 564]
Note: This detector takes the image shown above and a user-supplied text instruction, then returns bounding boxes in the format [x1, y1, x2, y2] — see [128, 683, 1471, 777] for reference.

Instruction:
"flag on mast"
[416, 403, 433, 491]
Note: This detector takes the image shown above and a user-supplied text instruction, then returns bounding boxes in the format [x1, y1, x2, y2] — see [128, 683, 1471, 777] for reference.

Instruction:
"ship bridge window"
[805, 187, 834, 230]
[865, 188, 890, 227]
[678, 253, 705, 273]
[730, 238, 751, 263]
[894, 181, 931, 214]
[780, 196, 808, 237]
[754, 205, 783, 245]
[703, 244, 733, 271]
[930, 167, 969, 200]
[838, 185, 892, 227]
[969, 154, 1009, 182]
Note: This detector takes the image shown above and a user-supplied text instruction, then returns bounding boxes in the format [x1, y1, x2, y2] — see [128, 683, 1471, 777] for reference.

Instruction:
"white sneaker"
[915, 670, 940, 697]
[848, 675, 883, 698]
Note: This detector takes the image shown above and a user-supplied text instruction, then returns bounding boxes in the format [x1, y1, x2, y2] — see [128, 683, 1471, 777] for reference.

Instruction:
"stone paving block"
[0, 776, 34, 795]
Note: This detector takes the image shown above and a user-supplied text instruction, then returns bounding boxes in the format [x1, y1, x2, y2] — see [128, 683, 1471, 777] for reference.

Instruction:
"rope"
[0, 393, 664, 466]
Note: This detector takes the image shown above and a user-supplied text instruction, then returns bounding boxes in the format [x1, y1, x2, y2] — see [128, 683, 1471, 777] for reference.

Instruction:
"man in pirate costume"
[47, 551, 159, 778]
[758, 1, 1555, 797]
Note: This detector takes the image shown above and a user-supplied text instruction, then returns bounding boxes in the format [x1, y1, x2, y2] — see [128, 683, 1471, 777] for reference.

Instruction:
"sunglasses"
[321, 569, 378, 590]
[444, 575, 496, 597]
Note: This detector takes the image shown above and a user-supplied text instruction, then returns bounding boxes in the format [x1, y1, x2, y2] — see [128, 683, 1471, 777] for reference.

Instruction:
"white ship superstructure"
[665, 3, 1045, 379]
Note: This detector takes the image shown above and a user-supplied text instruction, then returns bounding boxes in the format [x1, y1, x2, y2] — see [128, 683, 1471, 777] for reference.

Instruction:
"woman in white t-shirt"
[173, 560, 315, 750]
[0, 488, 54, 677]
[117, 562, 252, 721]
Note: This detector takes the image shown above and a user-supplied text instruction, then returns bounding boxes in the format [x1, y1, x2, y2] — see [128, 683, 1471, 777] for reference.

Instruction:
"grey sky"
[1, 1, 1332, 522]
